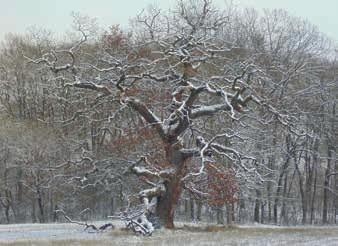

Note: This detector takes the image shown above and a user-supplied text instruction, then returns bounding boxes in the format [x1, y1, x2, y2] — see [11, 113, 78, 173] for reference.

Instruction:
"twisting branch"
[136, 7, 161, 40]
[23, 26, 89, 74]
[125, 156, 169, 202]
[165, 82, 236, 139]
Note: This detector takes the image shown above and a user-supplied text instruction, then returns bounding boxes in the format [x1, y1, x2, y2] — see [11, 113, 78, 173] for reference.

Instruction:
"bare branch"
[125, 98, 166, 140]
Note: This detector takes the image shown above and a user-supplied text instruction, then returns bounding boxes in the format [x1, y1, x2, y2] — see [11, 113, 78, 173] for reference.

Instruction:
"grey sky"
[0, 0, 337, 43]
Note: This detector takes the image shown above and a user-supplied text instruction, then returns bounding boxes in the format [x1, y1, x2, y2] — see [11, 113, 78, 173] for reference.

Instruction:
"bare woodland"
[0, 0, 337, 230]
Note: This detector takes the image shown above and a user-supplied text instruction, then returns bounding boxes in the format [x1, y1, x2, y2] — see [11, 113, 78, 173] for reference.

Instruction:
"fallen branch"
[109, 205, 156, 236]
[55, 210, 115, 232]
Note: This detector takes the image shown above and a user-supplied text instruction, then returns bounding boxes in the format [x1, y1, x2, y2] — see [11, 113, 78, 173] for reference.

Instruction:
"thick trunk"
[156, 177, 183, 228]
[155, 147, 187, 228]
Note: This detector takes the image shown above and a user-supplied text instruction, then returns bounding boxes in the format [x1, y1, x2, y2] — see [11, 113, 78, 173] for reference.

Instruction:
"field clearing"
[0, 222, 338, 245]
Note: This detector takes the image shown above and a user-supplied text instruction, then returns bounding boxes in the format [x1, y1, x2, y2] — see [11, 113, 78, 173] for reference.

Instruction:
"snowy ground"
[0, 221, 338, 245]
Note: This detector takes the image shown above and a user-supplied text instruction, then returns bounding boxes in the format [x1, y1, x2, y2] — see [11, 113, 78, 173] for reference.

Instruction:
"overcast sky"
[0, 0, 337, 43]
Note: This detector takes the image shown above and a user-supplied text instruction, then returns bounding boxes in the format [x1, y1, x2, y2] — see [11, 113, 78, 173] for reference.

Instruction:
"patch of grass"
[0, 239, 105, 246]
[173, 224, 238, 233]
[1, 225, 338, 246]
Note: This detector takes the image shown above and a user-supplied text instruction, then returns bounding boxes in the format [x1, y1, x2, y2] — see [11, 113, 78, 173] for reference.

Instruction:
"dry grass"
[1, 224, 338, 246]
[173, 223, 238, 232]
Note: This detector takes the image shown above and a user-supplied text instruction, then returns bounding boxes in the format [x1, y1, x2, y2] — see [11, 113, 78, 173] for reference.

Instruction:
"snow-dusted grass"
[1, 222, 338, 245]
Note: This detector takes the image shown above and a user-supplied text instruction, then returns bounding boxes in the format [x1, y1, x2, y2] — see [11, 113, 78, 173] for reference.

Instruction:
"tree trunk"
[110, 196, 115, 216]
[239, 199, 246, 223]
[310, 137, 319, 224]
[184, 199, 189, 220]
[280, 173, 288, 225]
[31, 200, 37, 223]
[268, 122, 277, 223]
[190, 198, 195, 221]
[226, 203, 234, 224]
[156, 177, 183, 228]
[155, 146, 188, 228]
[196, 200, 202, 221]
[5, 206, 10, 224]
[37, 189, 45, 223]
[216, 206, 224, 224]
[260, 202, 265, 224]
[323, 173, 329, 224]
[254, 190, 261, 223]
[274, 172, 284, 224]
[323, 147, 333, 224]
[53, 205, 58, 222]
[274, 134, 292, 224]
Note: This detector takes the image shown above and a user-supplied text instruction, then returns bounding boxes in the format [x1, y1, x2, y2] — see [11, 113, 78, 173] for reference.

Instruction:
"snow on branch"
[190, 104, 232, 118]
[125, 98, 166, 140]
[64, 80, 113, 96]
[127, 156, 174, 180]
[23, 27, 88, 74]
[56, 210, 115, 232]
[24, 50, 75, 74]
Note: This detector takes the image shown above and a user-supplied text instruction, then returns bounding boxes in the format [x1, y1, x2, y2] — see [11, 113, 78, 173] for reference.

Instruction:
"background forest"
[0, 0, 336, 227]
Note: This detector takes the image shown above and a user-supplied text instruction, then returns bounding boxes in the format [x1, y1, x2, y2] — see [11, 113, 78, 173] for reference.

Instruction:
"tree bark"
[153, 147, 185, 228]
[156, 177, 183, 228]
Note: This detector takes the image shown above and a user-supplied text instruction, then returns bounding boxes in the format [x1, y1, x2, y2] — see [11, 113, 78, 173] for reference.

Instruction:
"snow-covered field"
[1, 222, 338, 245]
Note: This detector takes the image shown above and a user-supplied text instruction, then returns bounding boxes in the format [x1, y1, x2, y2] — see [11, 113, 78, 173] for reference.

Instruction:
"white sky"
[0, 0, 337, 43]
